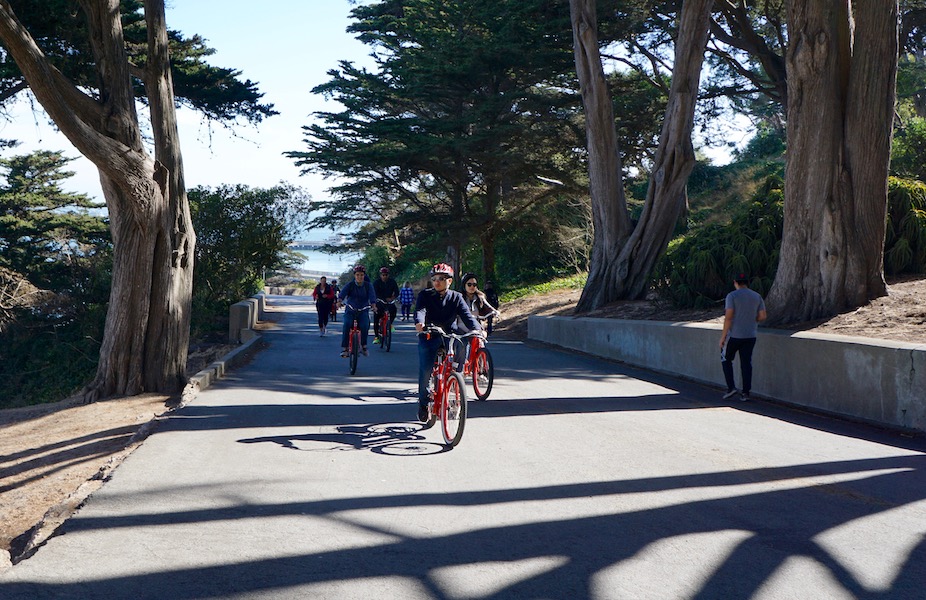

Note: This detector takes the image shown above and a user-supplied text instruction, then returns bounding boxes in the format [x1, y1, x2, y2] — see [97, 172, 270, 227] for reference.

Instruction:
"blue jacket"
[339, 279, 376, 311]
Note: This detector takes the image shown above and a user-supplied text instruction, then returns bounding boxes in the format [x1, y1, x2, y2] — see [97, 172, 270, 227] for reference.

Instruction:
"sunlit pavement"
[2, 295, 924, 599]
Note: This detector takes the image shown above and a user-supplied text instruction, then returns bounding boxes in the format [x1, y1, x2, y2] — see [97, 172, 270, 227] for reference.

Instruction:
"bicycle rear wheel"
[441, 371, 467, 447]
[472, 348, 494, 401]
[349, 331, 360, 375]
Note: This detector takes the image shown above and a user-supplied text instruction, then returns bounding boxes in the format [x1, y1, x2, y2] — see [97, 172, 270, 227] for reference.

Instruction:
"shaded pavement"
[1, 296, 925, 599]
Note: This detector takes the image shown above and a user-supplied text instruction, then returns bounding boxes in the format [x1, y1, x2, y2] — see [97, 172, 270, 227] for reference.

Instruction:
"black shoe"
[418, 403, 429, 422]
[722, 389, 739, 400]
[740, 392, 751, 401]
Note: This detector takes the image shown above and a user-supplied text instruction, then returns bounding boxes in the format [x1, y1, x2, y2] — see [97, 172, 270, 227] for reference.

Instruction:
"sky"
[0, 0, 371, 224]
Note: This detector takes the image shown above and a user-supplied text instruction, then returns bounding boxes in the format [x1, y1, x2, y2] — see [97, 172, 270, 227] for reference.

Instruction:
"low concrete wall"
[528, 316, 926, 433]
[228, 298, 259, 343]
[264, 286, 313, 296]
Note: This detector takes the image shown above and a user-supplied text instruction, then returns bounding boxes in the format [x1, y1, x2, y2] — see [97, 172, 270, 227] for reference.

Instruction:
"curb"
[179, 334, 264, 406]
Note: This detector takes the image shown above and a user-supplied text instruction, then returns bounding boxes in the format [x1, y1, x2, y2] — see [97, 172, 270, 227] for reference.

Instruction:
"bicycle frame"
[345, 305, 371, 375]
[422, 326, 478, 447]
[376, 299, 398, 351]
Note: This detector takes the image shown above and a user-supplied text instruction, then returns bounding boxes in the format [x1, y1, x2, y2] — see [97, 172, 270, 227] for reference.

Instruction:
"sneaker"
[340, 350, 349, 358]
[362, 347, 369, 356]
[722, 389, 740, 400]
[478, 374, 489, 385]
[740, 392, 751, 401]
[418, 402, 429, 422]
[373, 337, 381, 345]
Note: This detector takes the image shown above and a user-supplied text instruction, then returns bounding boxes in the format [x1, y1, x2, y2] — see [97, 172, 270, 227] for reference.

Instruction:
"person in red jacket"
[312, 276, 337, 336]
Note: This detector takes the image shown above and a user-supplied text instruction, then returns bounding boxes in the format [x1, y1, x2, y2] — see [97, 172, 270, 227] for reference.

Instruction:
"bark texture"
[0, 0, 193, 400]
[766, 0, 897, 324]
[573, 0, 714, 312]
[571, 0, 632, 312]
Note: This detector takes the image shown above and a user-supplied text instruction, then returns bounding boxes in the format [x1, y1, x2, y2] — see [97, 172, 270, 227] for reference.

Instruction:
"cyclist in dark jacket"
[372, 266, 400, 341]
[414, 263, 481, 422]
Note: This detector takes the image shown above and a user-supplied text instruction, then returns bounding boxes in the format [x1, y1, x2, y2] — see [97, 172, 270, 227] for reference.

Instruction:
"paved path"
[2, 296, 925, 599]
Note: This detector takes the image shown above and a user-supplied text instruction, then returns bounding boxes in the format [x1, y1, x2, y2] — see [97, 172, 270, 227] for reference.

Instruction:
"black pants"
[722, 337, 757, 393]
[375, 301, 397, 329]
[316, 301, 333, 328]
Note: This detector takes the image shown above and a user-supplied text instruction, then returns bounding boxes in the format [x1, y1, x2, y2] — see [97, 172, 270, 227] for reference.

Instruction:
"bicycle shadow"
[237, 421, 448, 456]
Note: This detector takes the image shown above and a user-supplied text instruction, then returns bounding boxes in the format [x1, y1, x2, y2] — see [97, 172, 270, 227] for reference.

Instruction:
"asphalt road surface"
[2, 296, 925, 599]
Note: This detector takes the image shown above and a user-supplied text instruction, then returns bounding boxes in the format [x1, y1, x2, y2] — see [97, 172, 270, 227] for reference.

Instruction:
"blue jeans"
[341, 308, 370, 349]
[418, 334, 443, 406]
[417, 334, 465, 406]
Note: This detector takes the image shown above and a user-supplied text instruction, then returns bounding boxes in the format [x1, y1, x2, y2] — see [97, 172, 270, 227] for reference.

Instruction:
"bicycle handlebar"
[343, 304, 372, 312]
[421, 325, 484, 341]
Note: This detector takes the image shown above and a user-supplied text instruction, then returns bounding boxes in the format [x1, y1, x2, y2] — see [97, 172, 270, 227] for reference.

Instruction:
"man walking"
[719, 273, 767, 401]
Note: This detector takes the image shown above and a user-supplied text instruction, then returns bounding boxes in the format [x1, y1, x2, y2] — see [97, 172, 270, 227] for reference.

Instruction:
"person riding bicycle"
[459, 273, 499, 322]
[414, 263, 482, 422]
[338, 264, 377, 357]
[372, 266, 400, 343]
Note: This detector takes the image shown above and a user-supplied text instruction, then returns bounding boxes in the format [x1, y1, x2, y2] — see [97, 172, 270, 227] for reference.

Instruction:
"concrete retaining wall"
[528, 316, 926, 432]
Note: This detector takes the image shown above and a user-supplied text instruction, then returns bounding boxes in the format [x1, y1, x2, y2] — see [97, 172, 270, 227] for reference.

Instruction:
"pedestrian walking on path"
[312, 276, 336, 336]
[719, 272, 767, 401]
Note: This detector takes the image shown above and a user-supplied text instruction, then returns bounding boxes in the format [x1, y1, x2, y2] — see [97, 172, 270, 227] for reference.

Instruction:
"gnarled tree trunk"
[0, 0, 193, 400]
[143, 0, 195, 392]
[766, 0, 898, 324]
[573, 0, 714, 312]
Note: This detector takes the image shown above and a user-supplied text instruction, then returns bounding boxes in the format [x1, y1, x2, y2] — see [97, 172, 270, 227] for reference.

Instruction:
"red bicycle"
[463, 312, 497, 401]
[344, 305, 371, 375]
[421, 326, 478, 447]
[375, 299, 399, 352]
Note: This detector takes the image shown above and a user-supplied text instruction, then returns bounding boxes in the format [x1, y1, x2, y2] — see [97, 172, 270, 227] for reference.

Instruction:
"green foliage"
[0, 150, 110, 296]
[890, 116, 926, 181]
[1, 0, 276, 125]
[0, 305, 106, 409]
[654, 175, 784, 308]
[499, 273, 587, 303]
[0, 150, 112, 408]
[189, 184, 311, 333]
[885, 177, 926, 275]
[288, 0, 585, 279]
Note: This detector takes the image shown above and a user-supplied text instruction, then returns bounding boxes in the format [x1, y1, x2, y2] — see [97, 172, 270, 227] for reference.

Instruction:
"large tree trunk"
[143, 0, 195, 392]
[766, 0, 897, 324]
[573, 0, 714, 312]
[570, 0, 633, 312]
[0, 0, 193, 400]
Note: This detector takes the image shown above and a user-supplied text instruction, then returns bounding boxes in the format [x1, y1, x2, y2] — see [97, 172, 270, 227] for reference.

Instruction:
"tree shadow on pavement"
[1, 454, 924, 599]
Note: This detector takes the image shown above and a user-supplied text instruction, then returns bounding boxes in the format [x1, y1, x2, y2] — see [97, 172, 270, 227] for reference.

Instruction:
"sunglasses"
[465, 282, 477, 287]
[431, 276, 449, 282]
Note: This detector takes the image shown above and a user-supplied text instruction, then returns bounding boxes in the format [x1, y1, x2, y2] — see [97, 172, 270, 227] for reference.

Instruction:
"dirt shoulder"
[3, 277, 925, 564]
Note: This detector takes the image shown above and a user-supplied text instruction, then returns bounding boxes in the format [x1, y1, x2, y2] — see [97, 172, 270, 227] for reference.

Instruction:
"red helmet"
[353, 264, 366, 273]
[380, 267, 390, 275]
[430, 263, 454, 278]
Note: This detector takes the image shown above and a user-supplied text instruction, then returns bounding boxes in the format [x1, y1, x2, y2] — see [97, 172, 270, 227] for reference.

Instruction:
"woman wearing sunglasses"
[459, 273, 499, 324]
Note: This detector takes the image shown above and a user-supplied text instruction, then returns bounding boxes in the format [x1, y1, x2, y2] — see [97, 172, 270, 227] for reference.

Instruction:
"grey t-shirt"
[725, 287, 766, 338]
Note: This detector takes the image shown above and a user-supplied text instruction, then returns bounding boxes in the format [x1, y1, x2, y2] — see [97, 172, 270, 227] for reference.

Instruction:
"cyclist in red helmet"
[373, 266, 400, 343]
[413, 263, 482, 422]
[337, 264, 377, 357]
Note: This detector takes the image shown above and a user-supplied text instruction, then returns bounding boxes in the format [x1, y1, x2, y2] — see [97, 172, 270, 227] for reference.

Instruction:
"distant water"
[294, 249, 361, 276]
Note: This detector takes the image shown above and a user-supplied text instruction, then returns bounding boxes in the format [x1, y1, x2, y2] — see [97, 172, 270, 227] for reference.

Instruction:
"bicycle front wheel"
[441, 371, 467, 447]
[383, 320, 393, 352]
[349, 331, 360, 375]
[472, 348, 494, 401]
